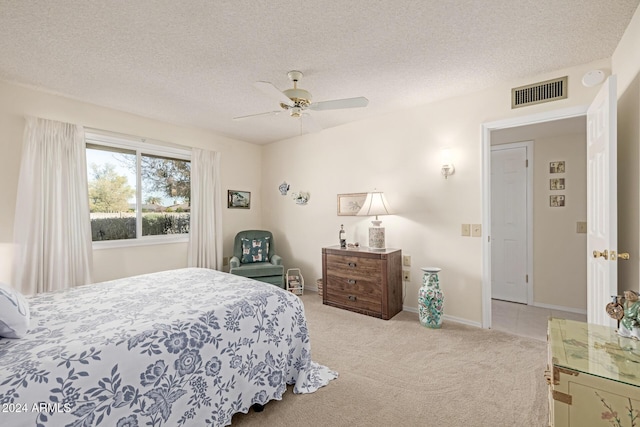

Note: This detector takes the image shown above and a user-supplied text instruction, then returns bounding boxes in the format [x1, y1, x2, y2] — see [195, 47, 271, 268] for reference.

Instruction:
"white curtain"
[188, 148, 223, 269]
[13, 117, 93, 295]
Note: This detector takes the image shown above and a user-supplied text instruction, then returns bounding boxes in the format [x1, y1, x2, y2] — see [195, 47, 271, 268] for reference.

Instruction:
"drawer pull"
[348, 295, 357, 301]
[347, 279, 356, 285]
[348, 262, 357, 267]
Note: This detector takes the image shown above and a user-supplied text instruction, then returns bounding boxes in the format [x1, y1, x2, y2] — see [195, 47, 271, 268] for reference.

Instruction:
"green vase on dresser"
[418, 267, 443, 328]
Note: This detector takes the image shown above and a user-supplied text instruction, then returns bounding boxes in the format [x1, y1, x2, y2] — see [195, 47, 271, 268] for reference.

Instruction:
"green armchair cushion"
[240, 237, 270, 263]
[230, 262, 283, 278]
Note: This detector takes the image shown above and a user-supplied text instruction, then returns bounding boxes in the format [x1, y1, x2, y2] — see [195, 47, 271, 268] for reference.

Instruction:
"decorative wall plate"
[291, 191, 310, 205]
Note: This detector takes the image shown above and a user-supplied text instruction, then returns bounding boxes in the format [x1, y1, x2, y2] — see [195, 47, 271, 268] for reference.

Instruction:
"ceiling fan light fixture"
[282, 88, 311, 105]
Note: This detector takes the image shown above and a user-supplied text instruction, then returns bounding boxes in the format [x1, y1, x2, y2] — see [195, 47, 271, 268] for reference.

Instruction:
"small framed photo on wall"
[550, 195, 565, 207]
[550, 161, 565, 174]
[550, 178, 565, 190]
[228, 190, 251, 209]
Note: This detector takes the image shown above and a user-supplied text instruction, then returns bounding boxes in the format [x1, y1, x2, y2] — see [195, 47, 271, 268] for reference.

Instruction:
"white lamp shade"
[357, 191, 391, 218]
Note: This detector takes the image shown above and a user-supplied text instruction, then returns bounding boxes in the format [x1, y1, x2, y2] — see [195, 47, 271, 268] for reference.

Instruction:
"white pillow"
[0, 282, 30, 338]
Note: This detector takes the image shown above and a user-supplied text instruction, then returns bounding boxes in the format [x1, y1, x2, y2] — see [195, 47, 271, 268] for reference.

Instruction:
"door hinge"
[552, 366, 579, 385]
[525, 274, 529, 283]
[525, 159, 529, 167]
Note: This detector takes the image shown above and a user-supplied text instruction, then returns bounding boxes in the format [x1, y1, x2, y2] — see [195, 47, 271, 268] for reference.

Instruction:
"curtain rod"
[84, 126, 190, 151]
[23, 117, 193, 152]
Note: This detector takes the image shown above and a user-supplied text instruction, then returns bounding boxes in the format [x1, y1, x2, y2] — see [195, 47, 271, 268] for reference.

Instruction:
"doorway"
[481, 106, 589, 328]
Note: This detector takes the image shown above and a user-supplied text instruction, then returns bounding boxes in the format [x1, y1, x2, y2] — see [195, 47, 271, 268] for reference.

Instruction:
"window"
[85, 132, 191, 245]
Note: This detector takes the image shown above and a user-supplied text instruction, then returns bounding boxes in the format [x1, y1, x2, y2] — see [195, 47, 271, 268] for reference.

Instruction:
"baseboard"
[402, 306, 482, 328]
[402, 305, 418, 314]
[532, 302, 586, 315]
[442, 314, 482, 328]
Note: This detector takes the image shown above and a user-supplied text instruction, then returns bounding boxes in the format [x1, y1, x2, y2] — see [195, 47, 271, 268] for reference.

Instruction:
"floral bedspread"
[0, 268, 337, 426]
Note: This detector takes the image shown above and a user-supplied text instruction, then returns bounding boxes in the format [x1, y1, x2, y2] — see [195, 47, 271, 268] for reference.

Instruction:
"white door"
[491, 144, 529, 304]
[587, 76, 617, 327]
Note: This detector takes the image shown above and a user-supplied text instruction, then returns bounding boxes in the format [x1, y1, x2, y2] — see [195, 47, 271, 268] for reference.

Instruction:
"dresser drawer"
[325, 275, 382, 313]
[325, 254, 381, 280]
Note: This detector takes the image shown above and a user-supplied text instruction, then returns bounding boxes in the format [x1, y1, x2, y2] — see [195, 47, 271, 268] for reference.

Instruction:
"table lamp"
[357, 190, 391, 250]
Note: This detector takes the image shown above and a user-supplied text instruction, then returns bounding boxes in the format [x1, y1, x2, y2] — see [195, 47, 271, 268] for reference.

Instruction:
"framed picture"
[550, 195, 565, 207]
[550, 161, 565, 174]
[337, 193, 367, 216]
[550, 178, 565, 190]
[228, 190, 251, 209]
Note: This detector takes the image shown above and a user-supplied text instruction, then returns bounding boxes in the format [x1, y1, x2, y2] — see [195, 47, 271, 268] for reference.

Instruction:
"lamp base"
[368, 226, 386, 250]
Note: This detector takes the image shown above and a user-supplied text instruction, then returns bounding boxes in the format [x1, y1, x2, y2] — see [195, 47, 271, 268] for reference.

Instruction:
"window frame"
[85, 131, 191, 249]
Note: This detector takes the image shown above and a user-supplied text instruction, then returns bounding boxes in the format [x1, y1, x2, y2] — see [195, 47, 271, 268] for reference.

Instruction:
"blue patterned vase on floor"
[418, 267, 443, 328]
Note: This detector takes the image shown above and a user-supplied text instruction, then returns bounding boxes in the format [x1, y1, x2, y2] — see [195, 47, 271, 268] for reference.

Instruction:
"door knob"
[618, 252, 630, 260]
[593, 250, 608, 260]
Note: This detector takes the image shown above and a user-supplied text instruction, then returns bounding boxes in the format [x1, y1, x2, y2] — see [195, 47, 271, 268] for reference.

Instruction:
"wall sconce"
[441, 148, 455, 179]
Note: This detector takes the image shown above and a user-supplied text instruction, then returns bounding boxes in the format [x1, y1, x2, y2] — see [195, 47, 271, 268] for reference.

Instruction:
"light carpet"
[232, 293, 548, 426]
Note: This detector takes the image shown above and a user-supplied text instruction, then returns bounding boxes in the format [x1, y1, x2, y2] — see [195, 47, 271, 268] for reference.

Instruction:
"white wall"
[262, 60, 608, 325]
[0, 81, 263, 284]
[612, 5, 640, 293]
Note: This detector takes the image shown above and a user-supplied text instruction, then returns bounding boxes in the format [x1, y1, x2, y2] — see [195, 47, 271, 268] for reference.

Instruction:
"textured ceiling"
[0, 1, 638, 144]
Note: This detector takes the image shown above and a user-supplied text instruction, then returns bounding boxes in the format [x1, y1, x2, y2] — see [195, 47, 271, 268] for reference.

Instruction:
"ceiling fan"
[233, 70, 369, 133]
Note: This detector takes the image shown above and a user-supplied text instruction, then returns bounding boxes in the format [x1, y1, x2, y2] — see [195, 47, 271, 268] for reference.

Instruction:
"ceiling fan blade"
[254, 81, 294, 107]
[310, 96, 369, 111]
[233, 110, 281, 121]
[300, 114, 322, 134]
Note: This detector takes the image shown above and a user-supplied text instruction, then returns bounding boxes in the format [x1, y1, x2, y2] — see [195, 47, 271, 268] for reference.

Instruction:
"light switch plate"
[471, 224, 482, 237]
[461, 224, 470, 237]
[403, 255, 411, 266]
[576, 221, 587, 234]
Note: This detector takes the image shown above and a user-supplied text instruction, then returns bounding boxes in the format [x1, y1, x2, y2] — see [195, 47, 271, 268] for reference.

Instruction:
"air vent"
[511, 76, 567, 109]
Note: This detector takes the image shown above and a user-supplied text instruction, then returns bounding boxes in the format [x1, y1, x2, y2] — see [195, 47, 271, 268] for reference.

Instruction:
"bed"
[0, 268, 337, 426]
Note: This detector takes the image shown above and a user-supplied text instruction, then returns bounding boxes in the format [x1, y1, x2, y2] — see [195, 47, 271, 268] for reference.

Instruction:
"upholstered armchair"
[229, 230, 284, 288]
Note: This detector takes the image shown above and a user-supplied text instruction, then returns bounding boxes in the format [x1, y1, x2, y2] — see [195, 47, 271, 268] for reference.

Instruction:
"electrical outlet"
[461, 224, 470, 237]
[471, 224, 482, 237]
[403, 255, 411, 266]
[223, 257, 229, 266]
[403, 270, 411, 281]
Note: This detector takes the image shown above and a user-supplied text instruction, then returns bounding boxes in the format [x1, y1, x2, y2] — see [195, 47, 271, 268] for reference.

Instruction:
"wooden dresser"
[321, 246, 402, 320]
[546, 318, 640, 426]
